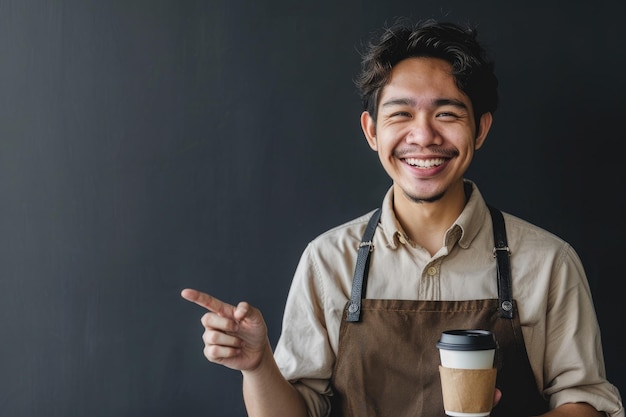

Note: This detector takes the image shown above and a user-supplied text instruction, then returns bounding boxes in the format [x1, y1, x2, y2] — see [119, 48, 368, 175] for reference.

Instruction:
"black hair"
[355, 18, 499, 128]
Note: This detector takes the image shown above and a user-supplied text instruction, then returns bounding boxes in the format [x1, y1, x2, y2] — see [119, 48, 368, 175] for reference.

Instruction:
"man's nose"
[405, 117, 440, 146]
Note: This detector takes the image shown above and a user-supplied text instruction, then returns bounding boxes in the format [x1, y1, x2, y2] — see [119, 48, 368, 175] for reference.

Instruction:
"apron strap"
[487, 205, 514, 319]
[346, 208, 381, 322]
[347, 205, 514, 322]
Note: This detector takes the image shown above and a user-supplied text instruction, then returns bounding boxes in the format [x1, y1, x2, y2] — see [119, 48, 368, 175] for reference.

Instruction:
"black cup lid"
[436, 329, 496, 351]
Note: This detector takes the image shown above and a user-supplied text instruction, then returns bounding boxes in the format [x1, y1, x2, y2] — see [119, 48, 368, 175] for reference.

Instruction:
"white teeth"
[404, 157, 445, 168]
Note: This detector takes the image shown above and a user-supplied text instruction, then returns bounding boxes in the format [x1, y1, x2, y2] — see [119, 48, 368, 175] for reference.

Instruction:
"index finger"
[180, 288, 235, 318]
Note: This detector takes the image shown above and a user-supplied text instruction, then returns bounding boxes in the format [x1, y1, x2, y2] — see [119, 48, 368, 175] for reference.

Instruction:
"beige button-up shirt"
[274, 180, 624, 417]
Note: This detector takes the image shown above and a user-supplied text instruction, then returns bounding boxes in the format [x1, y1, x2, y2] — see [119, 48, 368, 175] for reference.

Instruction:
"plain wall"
[1, 1, 624, 416]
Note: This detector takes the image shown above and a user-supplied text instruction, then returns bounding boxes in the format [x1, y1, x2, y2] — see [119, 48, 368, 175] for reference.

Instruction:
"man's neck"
[392, 182, 467, 255]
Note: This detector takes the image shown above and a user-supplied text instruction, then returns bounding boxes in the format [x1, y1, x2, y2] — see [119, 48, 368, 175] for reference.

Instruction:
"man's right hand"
[181, 288, 269, 372]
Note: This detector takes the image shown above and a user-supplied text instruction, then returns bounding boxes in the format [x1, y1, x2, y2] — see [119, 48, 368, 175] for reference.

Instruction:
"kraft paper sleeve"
[438, 365, 497, 414]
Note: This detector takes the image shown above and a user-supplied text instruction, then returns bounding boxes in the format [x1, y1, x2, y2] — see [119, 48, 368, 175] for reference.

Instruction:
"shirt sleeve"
[273, 243, 337, 417]
[542, 244, 624, 417]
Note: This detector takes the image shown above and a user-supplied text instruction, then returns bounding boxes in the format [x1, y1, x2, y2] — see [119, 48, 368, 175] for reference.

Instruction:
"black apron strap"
[346, 208, 381, 322]
[487, 205, 514, 319]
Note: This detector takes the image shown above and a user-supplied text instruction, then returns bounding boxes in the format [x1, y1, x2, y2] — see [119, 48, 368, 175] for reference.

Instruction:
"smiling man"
[360, 56, 492, 255]
[182, 18, 624, 417]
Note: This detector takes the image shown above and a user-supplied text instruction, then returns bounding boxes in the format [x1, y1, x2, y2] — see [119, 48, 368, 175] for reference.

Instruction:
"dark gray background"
[1, 1, 624, 416]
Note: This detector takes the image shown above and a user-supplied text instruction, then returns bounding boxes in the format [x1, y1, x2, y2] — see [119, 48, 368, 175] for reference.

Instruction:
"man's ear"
[474, 112, 493, 150]
[360, 111, 378, 151]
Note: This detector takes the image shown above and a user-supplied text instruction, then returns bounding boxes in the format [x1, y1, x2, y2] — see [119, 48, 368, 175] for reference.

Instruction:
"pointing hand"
[181, 288, 269, 371]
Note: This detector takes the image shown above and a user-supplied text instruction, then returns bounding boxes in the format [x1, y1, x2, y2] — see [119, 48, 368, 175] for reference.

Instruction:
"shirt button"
[427, 266, 438, 276]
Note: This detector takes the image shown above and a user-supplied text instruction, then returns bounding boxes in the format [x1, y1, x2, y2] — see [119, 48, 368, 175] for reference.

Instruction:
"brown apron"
[329, 206, 549, 417]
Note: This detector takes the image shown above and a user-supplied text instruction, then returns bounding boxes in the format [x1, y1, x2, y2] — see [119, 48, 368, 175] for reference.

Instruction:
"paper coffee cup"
[436, 330, 497, 417]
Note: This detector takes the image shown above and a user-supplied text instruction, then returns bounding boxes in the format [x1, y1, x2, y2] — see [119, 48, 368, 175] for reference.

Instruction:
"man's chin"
[403, 189, 444, 204]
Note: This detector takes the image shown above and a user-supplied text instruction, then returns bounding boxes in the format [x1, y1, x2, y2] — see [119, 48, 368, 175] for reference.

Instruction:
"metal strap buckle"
[358, 241, 374, 252]
[492, 246, 511, 257]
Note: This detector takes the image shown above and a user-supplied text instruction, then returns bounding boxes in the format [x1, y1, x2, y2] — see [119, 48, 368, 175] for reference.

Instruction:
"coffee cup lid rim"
[436, 329, 496, 351]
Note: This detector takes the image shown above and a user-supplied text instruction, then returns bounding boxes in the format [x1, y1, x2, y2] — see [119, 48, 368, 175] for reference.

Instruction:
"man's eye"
[391, 111, 411, 117]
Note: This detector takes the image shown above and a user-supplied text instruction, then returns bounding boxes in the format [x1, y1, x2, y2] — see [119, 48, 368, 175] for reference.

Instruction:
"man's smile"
[403, 157, 446, 168]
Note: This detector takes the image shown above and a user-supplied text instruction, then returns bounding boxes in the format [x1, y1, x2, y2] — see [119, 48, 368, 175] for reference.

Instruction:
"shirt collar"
[456, 180, 490, 249]
[376, 179, 490, 251]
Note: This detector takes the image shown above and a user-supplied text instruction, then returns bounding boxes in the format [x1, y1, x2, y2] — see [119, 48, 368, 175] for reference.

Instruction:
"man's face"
[361, 57, 491, 204]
